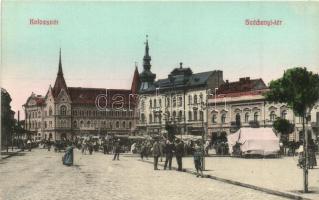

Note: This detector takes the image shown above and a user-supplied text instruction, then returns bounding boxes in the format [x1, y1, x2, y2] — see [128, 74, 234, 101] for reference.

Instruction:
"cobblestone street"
[0, 149, 287, 200]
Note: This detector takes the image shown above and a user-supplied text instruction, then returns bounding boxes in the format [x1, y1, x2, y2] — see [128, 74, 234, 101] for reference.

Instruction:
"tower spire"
[58, 48, 63, 75]
[143, 35, 151, 71]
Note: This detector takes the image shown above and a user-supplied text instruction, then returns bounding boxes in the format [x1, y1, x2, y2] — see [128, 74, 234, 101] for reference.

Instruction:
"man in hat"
[152, 139, 161, 170]
[113, 139, 121, 160]
[175, 139, 184, 171]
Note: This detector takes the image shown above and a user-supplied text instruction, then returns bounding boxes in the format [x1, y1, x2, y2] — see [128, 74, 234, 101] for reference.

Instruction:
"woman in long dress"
[63, 146, 74, 166]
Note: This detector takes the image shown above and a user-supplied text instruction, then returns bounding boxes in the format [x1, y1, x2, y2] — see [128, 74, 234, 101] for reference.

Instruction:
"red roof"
[216, 77, 267, 95]
[68, 87, 136, 108]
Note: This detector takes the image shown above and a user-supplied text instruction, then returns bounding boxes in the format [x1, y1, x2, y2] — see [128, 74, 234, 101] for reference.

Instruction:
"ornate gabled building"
[137, 38, 224, 137]
[24, 49, 139, 141]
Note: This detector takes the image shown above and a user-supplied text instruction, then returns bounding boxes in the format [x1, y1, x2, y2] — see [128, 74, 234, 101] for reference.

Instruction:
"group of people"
[148, 138, 205, 178]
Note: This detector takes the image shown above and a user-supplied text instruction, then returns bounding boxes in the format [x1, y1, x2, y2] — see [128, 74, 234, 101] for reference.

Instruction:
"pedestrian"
[47, 139, 51, 151]
[62, 145, 74, 166]
[27, 139, 32, 152]
[175, 139, 184, 171]
[164, 140, 174, 170]
[113, 139, 121, 160]
[102, 139, 107, 154]
[159, 140, 165, 162]
[88, 140, 93, 155]
[152, 140, 161, 170]
[193, 142, 204, 177]
[140, 142, 146, 160]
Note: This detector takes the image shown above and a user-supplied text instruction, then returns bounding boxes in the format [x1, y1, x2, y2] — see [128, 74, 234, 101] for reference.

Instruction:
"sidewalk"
[1, 147, 22, 159]
[142, 155, 319, 200]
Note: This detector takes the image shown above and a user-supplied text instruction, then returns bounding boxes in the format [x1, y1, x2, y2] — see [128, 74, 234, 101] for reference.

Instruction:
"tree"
[265, 67, 319, 193]
[273, 118, 294, 144]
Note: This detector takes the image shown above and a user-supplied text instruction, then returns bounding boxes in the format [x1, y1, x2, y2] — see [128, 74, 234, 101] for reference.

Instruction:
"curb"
[0, 150, 23, 160]
[140, 159, 311, 200]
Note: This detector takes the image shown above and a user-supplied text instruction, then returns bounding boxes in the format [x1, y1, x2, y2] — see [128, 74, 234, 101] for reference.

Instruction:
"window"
[245, 113, 249, 123]
[87, 121, 91, 127]
[194, 110, 198, 121]
[281, 110, 287, 119]
[173, 111, 176, 119]
[129, 122, 132, 129]
[38, 111, 41, 118]
[116, 121, 120, 128]
[150, 99, 152, 108]
[188, 95, 192, 105]
[73, 121, 77, 128]
[178, 111, 183, 121]
[221, 114, 226, 124]
[166, 111, 170, 121]
[188, 111, 192, 121]
[122, 121, 126, 128]
[178, 96, 183, 107]
[212, 114, 217, 123]
[194, 95, 198, 105]
[159, 99, 162, 107]
[166, 97, 170, 107]
[49, 107, 53, 116]
[270, 111, 276, 121]
[235, 113, 241, 125]
[80, 120, 84, 127]
[149, 114, 152, 123]
[199, 111, 204, 121]
[60, 105, 67, 116]
[254, 112, 259, 122]
[172, 96, 176, 107]
[154, 99, 157, 108]
[141, 113, 145, 123]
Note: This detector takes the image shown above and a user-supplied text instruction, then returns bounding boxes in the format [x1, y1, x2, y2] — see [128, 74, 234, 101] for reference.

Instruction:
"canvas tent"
[227, 128, 280, 156]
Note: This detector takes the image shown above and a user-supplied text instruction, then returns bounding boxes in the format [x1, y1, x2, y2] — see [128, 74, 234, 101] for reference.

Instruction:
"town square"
[1, 2, 319, 200]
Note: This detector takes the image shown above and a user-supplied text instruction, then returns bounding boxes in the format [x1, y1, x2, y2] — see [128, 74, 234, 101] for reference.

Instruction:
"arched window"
[199, 111, 204, 121]
[188, 111, 192, 121]
[149, 114, 152, 123]
[166, 111, 170, 121]
[178, 111, 183, 121]
[122, 121, 126, 128]
[60, 105, 67, 116]
[194, 110, 198, 121]
[159, 99, 162, 107]
[73, 121, 77, 128]
[270, 111, 276, 121]
[194, 95, 198, 104]
[236, 113, 241, 126]
[178, 96, 183, 107]
[172, 111, 176, 119]
[80, 120, 83, 127]
[188, 95, 192, 105]
[245, 112, 249, 123]
[254, 112, 259, 122]
[116, 121, 120, 128]
[281, 110, 287, 119]
[49, 107, 53, 116]
[150, 99, 152, 108]
[154, 99, 157, 108]
[221, 114, 226, 124]
[212, 114, 217, 123]
[87, 120, 91, 127]
[38, 111, 41, 118]
[129, 122, 132, 129]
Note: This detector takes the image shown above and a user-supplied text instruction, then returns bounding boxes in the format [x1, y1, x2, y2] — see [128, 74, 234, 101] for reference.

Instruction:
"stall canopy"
[227, 128, 280, 156]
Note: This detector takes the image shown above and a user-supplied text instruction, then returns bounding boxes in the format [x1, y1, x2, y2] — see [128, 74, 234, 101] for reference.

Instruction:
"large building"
[23, 50, 139, 141]
[136, 38, 224, 137]
[207, 77, 319, 142]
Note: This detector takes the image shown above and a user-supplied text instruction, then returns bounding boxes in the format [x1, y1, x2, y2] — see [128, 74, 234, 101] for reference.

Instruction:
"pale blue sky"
[1, 1, 319, 115]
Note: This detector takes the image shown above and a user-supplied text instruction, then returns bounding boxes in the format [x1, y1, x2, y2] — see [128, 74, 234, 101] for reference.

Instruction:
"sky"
[1, 1, 319, 119]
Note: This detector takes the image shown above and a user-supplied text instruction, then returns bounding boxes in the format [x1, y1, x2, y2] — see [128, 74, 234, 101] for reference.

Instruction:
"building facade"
[23, 50, 139, 141]
[136, 38, 224, 137]
[207, 77, 319, 143]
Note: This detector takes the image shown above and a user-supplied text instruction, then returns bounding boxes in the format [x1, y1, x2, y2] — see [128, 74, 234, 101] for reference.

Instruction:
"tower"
[52, 48, 68, 98]
[139, 35, 156, 92]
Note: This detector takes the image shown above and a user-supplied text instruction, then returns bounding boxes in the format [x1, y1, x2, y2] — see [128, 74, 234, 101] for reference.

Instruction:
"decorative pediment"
[280, 105, 288, 110]
[252, 106, 260, 111]
[268, 106, 277, 111]
[234, 108, 241, 113]
[45, 86, 54, 103]
[243, 108, 251, 112]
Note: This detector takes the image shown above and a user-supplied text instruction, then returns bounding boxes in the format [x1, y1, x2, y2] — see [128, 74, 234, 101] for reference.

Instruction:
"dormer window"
[60, 105, 67, 116]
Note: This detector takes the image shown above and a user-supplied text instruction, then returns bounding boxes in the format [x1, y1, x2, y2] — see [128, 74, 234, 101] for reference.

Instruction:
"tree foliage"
[273, 118, 294, 135]
[265, 67, 319, 116]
